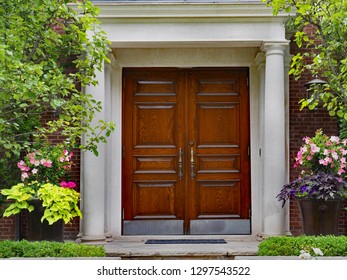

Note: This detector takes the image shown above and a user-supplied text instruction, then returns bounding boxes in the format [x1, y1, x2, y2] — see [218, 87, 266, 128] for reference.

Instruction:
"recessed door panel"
[122, 68, 250, 235]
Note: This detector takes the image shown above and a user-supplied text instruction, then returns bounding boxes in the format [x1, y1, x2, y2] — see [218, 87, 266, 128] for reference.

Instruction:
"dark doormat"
[145, 239, 227, 244]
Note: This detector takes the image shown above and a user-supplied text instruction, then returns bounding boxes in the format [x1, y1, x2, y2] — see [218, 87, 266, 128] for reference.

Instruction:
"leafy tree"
[265, 0, 347, 119]
[0, 0, 114, 188]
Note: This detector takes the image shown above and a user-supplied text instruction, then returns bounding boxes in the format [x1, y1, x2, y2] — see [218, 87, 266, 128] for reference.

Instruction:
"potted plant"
[0, 144, 82, 241]
[277, 129, 347, 235]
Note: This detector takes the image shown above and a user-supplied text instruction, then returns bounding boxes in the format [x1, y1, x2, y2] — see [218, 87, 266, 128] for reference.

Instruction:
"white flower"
[312, 247, 324, 256]
[299, 250, 311, 260]
[32, 168, 38, 174]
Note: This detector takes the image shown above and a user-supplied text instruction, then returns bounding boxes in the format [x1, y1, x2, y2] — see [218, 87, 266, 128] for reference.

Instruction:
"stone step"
[105, 240, 259, 260]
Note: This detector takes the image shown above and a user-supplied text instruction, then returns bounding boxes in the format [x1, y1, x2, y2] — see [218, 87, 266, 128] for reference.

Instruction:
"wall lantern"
[304, 75, 328, 99]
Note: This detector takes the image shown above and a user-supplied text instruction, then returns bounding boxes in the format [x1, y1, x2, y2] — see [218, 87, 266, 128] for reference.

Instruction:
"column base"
[76, 234, 107, 245]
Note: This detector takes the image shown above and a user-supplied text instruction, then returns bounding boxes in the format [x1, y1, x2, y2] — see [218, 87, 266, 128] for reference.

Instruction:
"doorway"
[122, 68, 251, 235]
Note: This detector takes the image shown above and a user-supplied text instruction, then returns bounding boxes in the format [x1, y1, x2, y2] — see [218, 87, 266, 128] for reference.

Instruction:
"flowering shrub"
[294, 129, 347, 176]
[17, 145, 75, 189]
[277, 129, 347, 207]
[0, 144, 81, 224]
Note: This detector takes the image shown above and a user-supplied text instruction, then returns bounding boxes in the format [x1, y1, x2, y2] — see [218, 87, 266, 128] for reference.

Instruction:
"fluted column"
[262, 42, 289, 235]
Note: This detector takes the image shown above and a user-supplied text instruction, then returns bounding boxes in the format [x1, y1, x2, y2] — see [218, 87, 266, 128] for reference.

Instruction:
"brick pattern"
[289, 25, 346, 235]
[0, 212, 16, 240]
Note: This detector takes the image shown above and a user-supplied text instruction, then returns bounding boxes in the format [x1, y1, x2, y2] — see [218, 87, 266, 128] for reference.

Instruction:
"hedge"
[258, 236, 347, 256]
[0, 240, 105, 258]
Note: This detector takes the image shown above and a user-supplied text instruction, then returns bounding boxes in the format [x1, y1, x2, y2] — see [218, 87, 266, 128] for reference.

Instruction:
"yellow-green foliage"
[1, 183, 82, 225]
[37, 183, 82, 224]
[1, 183, 35, 216]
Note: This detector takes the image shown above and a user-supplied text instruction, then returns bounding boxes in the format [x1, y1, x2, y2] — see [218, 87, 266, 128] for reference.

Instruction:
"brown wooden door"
[122, 68, 250, 235]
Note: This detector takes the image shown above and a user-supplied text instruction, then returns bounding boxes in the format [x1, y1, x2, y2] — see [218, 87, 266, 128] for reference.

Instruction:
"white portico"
[80, 1, 291, 242]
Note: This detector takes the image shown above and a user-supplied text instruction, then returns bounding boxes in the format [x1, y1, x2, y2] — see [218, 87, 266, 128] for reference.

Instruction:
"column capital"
[261, 41, 289, 56]
[255, 52, 266, 68]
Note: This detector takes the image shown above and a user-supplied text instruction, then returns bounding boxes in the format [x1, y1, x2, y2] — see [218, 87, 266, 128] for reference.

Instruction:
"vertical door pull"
[190, 147, 195, 180]
[178, 148, 183, 180]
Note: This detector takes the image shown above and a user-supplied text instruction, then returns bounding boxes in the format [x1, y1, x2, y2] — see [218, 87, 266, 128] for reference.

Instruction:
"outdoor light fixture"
[304, 75, 327, 99]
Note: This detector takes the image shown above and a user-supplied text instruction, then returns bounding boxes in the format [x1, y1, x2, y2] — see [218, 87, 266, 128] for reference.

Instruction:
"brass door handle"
[178, 148, 183, 180]
[190, 147, 195, 180]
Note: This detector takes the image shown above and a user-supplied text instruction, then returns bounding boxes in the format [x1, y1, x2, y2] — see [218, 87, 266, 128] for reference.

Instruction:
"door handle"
[190, 147, 195, 180]
[178, 148, 183, 180]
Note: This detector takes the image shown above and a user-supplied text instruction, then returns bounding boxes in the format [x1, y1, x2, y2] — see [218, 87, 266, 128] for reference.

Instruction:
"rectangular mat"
[145, 239, 227, 244]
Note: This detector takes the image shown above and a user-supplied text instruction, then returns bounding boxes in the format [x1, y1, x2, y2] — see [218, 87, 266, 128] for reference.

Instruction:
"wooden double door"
[122, 68, 251, 235]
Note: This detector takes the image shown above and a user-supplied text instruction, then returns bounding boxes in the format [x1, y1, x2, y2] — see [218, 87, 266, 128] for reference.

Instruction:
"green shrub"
[258, 236, 347, 256]
[0, 240, 106, 258]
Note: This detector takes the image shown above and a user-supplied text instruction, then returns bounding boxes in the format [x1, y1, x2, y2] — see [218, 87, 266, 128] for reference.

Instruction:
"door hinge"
[248, 146, 250, 156]
[122, 208, 125, 220]
[249, 209, 251, 218]
[247, 77, 249, 87]
[122, 146, 125, 159]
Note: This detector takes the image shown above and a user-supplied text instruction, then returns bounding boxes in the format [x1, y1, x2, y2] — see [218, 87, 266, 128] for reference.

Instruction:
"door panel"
[122, 68, 250, 235]
[123, 70, 185, 232]
[186, 70, 250, 233]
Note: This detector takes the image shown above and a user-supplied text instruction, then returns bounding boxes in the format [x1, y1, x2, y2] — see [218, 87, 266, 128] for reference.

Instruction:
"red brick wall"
[289, 25, 347, 235]
[0, 213, 16, 240]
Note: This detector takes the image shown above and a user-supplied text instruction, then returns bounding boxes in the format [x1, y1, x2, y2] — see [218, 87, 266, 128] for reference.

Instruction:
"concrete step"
[105, 240, 259, 259]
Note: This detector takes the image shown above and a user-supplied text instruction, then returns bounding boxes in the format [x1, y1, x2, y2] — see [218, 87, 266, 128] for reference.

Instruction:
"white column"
[262, 42, 288, 236]
[80, 64, 107, 244]
[284, 50, 292, 235]
[255, 52, 266, 236]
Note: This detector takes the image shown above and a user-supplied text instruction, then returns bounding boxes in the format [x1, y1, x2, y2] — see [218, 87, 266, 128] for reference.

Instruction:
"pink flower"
[21, 172, 29, 181]
[41, 159, 52, 167]
[60, 181, 76, 188]
[17, 161, 30, 172]
[67, 181, 76, 188]
[330, 136, 340, 143]
[309, 143, 320, 154]
[59, 157, 65, 162]
[331, 150, 338, 160]
[303, 136, 310, 144]
[338, 169, 345, 175]
[306, 155, 312, 161]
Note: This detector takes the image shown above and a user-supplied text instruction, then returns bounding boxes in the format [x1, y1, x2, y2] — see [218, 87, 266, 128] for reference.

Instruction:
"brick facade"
[288, 25, 347, 235]
[1, 23, 347, 240]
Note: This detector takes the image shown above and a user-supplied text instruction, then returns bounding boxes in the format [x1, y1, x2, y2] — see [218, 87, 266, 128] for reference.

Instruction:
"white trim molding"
[79, 1, 292, 241]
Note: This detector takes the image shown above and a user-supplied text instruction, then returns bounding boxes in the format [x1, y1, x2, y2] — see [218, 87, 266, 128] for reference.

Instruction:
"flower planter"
[27, 199, 64, 242]
[298, 198, 342, 235]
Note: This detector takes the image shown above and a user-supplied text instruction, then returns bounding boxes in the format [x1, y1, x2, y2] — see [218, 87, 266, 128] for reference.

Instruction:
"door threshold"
[114, 235, 256, 242]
